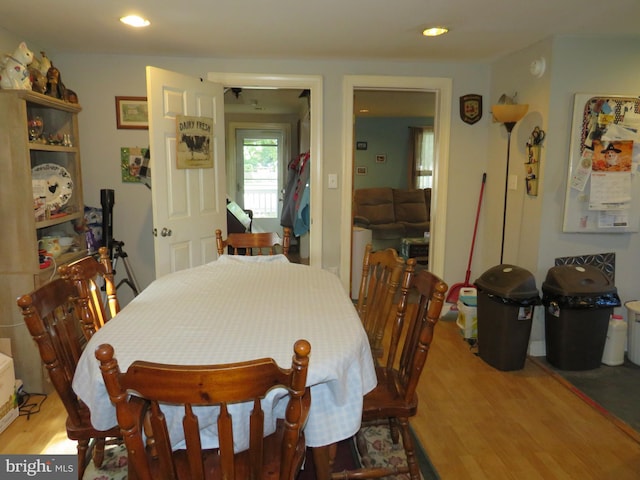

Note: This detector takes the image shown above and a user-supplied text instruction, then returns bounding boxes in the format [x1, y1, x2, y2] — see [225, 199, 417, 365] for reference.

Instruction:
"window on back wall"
[409, 126, 434, 189]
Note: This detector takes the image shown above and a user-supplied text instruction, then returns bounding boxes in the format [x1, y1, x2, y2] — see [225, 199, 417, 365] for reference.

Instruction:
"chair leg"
[92, 438, 106, 468]
[397, 418, 420, 480]
[388, 417, 399, 444]
[76, 440, 89, 480]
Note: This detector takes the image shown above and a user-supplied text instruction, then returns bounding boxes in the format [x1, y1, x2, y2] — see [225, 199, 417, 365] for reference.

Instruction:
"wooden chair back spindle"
[95, 339, 311, 480]
[59, 246, 120, 340]
[332, 266, 448, 480]
[356, 244, 406, 358]
[16, 278, 120, 479]
[215, 227, 291, 257]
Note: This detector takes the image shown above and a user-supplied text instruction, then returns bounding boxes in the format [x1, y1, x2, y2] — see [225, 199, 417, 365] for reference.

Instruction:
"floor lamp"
[492, 103, 528, 264]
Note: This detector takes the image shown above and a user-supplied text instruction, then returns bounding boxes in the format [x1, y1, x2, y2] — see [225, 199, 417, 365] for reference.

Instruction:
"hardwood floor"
[413, 312, 640, 479]
[2, 308, 640, 479]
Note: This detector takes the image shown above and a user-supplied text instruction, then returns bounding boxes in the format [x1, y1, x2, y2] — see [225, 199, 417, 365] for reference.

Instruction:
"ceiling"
[2, 0, 637, 117]
[1, 0, 638, 63]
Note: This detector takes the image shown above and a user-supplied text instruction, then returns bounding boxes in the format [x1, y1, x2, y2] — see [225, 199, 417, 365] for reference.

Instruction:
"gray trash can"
[542, 265, 621, 371]
[475, 265, 541, 371]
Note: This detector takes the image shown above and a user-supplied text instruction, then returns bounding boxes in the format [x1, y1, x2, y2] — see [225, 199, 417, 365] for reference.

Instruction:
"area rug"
[83, 443, 127, 480]
[85, 423, 440, 480]
[299, 423, 439, 480]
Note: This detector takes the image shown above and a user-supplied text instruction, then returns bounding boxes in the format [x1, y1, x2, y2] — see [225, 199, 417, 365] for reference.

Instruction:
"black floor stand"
[111, 240, 140, 296]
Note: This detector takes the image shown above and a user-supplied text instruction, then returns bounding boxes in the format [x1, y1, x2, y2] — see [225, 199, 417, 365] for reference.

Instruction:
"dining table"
[72, 254, 377, 479]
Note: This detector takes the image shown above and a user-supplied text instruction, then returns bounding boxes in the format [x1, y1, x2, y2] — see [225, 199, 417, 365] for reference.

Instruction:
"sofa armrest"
[353, 215, 371, 227]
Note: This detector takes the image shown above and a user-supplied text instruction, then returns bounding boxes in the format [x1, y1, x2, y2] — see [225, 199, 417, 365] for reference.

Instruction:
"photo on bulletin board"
[562, 93, 640, 233]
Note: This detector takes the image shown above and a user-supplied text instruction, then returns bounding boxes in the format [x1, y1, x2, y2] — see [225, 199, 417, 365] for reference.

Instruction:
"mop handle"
[465, 173, 486, 276]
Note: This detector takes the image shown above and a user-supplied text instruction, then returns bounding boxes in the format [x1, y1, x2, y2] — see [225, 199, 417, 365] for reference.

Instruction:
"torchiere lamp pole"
[492, 102, 528, 264]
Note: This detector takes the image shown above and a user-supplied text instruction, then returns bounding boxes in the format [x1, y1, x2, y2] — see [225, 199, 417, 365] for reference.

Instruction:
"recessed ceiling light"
[120, 15, 150, 28]
[422, 27, 448, 37]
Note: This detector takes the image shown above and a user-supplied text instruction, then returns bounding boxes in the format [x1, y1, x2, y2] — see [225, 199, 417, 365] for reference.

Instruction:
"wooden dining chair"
[333, 265, 448, 480]
[355, 243, 406, 359]
[95, 338, 311, 480]
[59, 246, 120, 340]
[215, 226, 291, 256]
[16, 278, 121, 480]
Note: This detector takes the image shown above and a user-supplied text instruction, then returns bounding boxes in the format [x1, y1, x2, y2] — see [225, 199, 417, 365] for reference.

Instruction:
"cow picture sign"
[176, 115, 214, 169]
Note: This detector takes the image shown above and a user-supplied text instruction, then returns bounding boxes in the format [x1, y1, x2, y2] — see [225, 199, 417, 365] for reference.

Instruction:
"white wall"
[539, 36, 640, 338]
[33, 53, 490, 304]
[488, 36, 640, 354]
[4, 29, 638, 349]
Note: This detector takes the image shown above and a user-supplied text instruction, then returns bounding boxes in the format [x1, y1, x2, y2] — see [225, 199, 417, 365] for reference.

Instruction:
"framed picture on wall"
[376, 154, 386, 163]
[356, 141, 368, 150]
[115, 96, 149, 129]
[356, 166, 368, 175]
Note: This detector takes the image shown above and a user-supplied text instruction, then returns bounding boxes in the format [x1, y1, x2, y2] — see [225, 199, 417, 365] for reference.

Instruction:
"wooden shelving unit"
[0, 90, 86, 392]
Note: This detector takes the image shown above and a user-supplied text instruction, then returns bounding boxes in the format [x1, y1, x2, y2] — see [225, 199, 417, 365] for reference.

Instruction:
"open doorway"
[208, 73, 323, 266]
[230, 123, 290, 233]
[350, 90, 435, 293]
[340, 75, 452, 293]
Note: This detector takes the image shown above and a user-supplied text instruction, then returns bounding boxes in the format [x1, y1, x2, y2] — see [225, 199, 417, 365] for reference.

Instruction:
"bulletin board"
[562, 93, 640, 233]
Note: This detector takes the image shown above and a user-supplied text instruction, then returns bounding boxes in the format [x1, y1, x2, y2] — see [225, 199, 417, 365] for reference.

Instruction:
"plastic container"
[626, 300, 640, 366]
[542, 265, 621, 370]
[474, 265, 541, 371]
[456, 288, 477, 339]
[602, 314, 627, 366]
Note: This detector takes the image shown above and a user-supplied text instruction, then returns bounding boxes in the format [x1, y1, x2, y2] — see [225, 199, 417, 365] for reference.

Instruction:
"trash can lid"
[542, 264, 617, 296]
[541, 264, 620, 308]
[474, 264, 539, 300]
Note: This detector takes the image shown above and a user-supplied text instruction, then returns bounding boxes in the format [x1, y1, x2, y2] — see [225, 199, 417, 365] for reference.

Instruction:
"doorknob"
[160, 227, 172, 237]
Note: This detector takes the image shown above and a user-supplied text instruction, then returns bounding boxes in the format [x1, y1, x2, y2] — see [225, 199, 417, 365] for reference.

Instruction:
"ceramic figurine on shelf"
[45, 64, 67, 100]
[0, 41, 34, 90]
[28, 65, 46, 93]
[37, 51, 51, 77]
[28, 51, 51, 94]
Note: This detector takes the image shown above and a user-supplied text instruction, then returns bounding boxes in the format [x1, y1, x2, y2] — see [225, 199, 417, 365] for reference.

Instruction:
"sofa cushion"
[354, 188, 395, 225]
[393, 189, 429, 223]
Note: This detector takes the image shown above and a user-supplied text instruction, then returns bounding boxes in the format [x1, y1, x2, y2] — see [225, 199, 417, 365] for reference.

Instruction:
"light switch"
[328, 173, 338, 189]
[508, 174, 518, 190]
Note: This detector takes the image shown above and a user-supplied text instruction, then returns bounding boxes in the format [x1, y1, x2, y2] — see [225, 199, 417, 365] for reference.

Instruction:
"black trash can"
[475, 264, 541, 371]
[542, 265, 621, 371]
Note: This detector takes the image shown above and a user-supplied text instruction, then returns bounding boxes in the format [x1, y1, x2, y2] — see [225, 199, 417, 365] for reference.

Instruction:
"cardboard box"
[0, 350, 19, 435]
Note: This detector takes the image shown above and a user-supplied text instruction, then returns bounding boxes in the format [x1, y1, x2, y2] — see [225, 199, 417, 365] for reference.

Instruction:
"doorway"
[340, 75, 452, 292]
[208, 73, 323, 266]
[231, 124, 290, 233]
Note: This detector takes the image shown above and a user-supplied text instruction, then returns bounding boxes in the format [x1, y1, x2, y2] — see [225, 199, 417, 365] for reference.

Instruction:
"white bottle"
[602, 314, 627, 366]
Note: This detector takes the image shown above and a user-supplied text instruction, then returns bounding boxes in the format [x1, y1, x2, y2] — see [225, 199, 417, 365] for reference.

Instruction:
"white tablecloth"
[73, 255, 377, 451]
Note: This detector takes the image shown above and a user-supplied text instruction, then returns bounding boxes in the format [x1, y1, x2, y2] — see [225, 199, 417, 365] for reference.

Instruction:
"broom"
[446, 172, 486, 305]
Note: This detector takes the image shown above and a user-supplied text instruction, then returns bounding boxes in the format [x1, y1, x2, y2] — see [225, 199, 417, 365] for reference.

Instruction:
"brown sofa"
[353, 187, 431, 251]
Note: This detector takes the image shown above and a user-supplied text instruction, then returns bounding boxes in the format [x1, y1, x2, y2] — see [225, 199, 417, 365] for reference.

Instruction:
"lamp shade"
[492, 104, 529, 124]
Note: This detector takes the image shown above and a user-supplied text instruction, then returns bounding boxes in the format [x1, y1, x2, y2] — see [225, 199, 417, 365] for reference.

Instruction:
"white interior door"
[147, 66, 227, 278]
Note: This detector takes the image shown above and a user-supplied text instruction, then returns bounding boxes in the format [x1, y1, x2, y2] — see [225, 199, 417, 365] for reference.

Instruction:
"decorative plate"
[32, 163, 73, 209]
